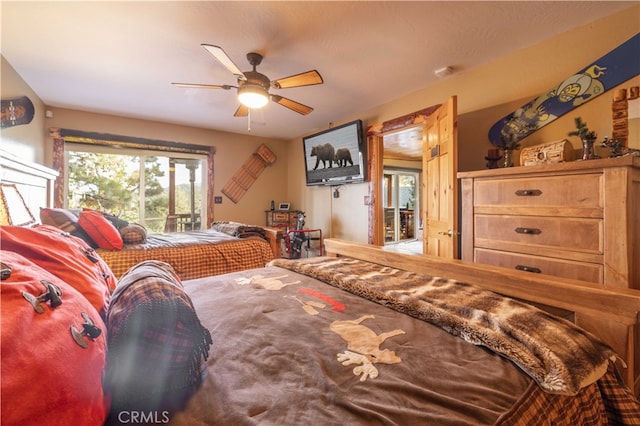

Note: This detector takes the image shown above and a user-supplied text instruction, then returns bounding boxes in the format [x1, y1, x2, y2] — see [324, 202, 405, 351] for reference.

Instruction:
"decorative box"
[520, 139, 575, 166]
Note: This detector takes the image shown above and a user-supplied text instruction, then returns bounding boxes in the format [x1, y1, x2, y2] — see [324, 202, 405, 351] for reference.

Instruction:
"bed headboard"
[0, 150, 58, 220]
[324, 238, 640, 397]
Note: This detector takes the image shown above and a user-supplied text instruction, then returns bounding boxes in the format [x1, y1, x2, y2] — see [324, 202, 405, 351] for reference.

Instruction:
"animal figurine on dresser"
[311, 143, 335, 170]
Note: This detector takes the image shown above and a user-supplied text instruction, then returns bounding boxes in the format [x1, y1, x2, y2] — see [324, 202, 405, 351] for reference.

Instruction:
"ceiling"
[1, 1, 634, 141]
[383, 125, 425, 161]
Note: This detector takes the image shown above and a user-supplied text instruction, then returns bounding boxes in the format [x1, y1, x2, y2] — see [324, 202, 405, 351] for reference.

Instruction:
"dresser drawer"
[473, 174, 602, 213]
[474, 248, 603, 283]
[474, 214, 603, 254]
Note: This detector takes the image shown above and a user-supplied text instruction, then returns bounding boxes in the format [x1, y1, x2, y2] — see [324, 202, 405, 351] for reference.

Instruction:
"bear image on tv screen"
[303, 119, 365, 186]
[334, 148, 353, 167]
[310, 143, 335, 170]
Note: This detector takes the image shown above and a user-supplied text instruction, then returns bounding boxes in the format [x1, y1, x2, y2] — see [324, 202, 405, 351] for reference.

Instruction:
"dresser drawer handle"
[515, 265, 542, 273]
[515, 189, 542, 196]
[515, 227, 541, 235]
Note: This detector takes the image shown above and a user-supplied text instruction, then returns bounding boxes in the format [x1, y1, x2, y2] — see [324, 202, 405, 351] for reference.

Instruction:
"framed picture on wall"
[278, 202, 290, 211]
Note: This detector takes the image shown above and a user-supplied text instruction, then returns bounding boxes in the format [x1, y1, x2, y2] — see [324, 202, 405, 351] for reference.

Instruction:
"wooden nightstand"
[265, 210, 302, 230]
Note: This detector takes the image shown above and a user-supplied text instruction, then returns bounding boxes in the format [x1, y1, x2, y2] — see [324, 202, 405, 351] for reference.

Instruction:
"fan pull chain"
[247, 108, 251, 132]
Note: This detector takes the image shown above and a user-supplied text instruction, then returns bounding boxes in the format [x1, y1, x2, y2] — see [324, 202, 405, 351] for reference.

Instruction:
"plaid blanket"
[98, 230, 274, 280]
[497, 364, 640, 425]
[210, 221, 267, 239]
[105, 261, 212, 418]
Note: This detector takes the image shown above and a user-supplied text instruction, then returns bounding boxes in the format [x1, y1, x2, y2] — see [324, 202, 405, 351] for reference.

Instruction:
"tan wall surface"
[0, 56, 47, 163]
[289, 5, 639, 243]
[2, 5, 638, 241]
[0, 56, 290, 225]
[44, 108, 289, 225]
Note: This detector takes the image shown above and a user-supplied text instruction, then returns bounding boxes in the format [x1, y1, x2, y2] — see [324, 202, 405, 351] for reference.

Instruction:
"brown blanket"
[174, 266, 533, 425]
[269, 256, 618, 395]
[172, 265, 639, 425]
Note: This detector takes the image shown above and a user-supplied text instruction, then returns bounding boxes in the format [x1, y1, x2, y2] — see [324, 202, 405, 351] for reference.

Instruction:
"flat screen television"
[303, 119, 367, 186]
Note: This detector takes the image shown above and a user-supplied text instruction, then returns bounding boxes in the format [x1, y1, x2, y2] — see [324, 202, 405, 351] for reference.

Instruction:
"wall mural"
[1, 96, 35, 128]
[489, 33, 640, 146]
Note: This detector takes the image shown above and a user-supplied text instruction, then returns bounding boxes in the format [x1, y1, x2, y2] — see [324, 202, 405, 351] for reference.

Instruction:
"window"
[65, 143, 207, 233]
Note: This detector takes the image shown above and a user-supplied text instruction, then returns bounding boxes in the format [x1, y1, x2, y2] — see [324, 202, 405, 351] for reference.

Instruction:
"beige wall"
[289, 5, 639, 243]
[0, 57, 290, 225]
[43, 108, 290, 225]
[2, 5, 638, 238]
[0, 56, 47, 163]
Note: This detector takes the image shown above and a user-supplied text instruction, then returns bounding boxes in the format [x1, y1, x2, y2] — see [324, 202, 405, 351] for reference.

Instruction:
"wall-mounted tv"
[303, 119, 367, 186]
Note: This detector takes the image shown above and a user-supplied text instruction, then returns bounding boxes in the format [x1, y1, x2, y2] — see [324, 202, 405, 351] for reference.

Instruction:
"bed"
[2, 153, 640, 424]
[3, 230, 640, 425]
[96, 224, 279, 280]
[0, 150, 280, 281]
[115, 239, 640, 425]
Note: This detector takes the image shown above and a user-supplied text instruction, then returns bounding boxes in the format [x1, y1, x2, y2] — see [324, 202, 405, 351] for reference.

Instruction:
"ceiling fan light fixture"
[238, 84, 269, 109]
[181, 44, 322, 115]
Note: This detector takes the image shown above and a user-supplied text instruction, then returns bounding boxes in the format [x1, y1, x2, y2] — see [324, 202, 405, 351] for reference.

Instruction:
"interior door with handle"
[422, 96, 459, 258]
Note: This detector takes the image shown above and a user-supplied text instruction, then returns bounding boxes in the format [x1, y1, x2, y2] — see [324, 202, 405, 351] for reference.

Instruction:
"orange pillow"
[78, 210, 124, 250]
[1, 250, 108, 426]
[0, 225, 116, 317]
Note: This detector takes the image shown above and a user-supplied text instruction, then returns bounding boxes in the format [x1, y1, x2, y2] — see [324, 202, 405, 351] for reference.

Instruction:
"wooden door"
[422, 96, 458, 258]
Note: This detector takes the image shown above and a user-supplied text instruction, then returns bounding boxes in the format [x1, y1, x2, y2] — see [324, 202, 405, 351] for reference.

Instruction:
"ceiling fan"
[173, 44, 323, 117]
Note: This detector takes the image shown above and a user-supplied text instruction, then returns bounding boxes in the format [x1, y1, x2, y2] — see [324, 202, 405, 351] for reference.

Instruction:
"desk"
[285, 229, 323, 258]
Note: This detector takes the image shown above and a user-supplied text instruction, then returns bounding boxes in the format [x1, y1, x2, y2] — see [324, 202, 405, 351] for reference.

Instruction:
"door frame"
[366, 105, 441, 246]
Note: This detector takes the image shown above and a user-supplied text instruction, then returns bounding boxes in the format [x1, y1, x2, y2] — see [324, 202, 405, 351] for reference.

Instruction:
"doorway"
[366, 98, 458, 259]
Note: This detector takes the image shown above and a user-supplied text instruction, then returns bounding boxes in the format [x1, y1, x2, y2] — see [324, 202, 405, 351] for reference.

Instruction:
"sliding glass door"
[65, 144, 206, 233]
[383, 170, 419, 244]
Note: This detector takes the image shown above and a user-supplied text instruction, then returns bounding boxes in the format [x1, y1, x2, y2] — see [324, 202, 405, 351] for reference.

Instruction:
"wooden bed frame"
[0, 150, 58, 214]
[324, 238, 640, 397]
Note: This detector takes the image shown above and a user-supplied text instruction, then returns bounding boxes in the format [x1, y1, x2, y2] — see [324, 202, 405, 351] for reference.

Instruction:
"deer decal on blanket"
[237, 273, 406, 381]
[268, 257, 619, 396]
[331, 315, 405, 381]
[235, 274, 300, 290]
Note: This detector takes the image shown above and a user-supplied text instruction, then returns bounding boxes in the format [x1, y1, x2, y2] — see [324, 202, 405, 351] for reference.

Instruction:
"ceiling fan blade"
[234, 104, 249, 117]
[272, 70, 323, 89]
[201, 44, 247, 80]
[271, 95, 313, 115]
[172, 82, 233, 90]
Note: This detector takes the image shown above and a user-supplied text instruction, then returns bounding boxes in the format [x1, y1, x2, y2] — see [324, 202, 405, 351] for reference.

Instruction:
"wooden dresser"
[459, 156, 640, 289]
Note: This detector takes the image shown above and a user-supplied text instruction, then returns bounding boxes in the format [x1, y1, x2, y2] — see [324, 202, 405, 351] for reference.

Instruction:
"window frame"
[65, 143, 208, 231]
[50, 127, 216, 227]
